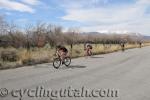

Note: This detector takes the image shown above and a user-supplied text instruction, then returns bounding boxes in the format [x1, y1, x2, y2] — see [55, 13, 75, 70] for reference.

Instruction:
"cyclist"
[139, 42, 142, 48]
[56, 45, 68, 64]
[120, 42, 125, 51]
[84, 43, 93, 56]
[138, 41, 142, 48]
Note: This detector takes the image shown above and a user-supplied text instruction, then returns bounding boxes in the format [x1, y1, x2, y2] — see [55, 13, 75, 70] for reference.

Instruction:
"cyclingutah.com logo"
[0, 86, 119, 100]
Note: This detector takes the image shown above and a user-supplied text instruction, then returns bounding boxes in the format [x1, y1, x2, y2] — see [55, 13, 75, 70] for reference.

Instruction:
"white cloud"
[21, 0, 41, 6]
[61, 0, 150, 35]
[138, 0, 150, 5]
[60, 0, 108, 9]
[5, 12, 12, 15]
[63, 5, 143, 24]
[16, 18, 29, 23]
[0, 0, 35, 13]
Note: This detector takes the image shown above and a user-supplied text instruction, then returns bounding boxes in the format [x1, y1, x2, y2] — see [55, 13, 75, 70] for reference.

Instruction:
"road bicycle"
[53, 56, 71, 69]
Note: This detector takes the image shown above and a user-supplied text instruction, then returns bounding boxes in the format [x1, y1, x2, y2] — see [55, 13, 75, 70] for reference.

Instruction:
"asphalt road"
[0, 46, 150, 100]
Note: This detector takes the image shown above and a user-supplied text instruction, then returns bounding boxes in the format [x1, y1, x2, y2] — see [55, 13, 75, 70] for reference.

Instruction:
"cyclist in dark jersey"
[138, 41, 142, 48]
[120, 42, 124, 51]
[56, 45, 68, 63]
[84, 43, 93, 56]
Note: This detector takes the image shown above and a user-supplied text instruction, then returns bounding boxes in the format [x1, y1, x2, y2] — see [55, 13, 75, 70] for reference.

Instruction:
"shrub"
[22, 58, 50, 65]
[1, 50, 19, 62]
[75, 50, 81, 54]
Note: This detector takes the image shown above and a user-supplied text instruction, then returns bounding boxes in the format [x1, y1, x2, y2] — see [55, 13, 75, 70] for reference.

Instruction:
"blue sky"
[0, 0, 150, 35]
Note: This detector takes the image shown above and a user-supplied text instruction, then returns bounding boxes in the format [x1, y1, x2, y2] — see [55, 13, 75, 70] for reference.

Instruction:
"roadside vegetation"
[0, 16, 150, 69]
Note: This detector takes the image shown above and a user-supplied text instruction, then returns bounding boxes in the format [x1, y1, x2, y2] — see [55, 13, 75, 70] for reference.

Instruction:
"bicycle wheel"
[64, 57, 71, 67]
[53, 58, 61, 69]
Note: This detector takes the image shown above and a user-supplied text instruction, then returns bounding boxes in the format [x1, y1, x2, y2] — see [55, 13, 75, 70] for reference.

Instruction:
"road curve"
[0, 46, 150, 100]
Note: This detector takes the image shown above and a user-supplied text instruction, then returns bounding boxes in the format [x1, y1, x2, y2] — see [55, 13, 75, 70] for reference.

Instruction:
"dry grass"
[0, 43, 150, 69]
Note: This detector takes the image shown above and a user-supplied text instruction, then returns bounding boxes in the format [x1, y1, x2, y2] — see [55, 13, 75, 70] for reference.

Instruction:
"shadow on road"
[34, 64, 86, 70]
[90, 56, 104, 58]
[69, 65, 87, 69]
[34, 63, 52, 68]
[59, 65, 87, 70]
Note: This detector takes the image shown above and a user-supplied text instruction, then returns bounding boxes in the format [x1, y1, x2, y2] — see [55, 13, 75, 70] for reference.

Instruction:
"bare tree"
[64, 27, 80, 55]
[45, 24, 64, 48]
[0, 15, 9, 35]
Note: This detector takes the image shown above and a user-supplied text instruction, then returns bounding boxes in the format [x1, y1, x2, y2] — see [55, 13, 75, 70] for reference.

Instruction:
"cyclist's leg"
[87, 49, 89, 56]
[87, 47, 91, 56]
[59, 50, 63, 61]
[56, 51, 61, 57]
[60, 51, 67, 64]
[84, 49, 87, 56]
[122, 44, 125, 51]
[89, 49, 92, 56]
